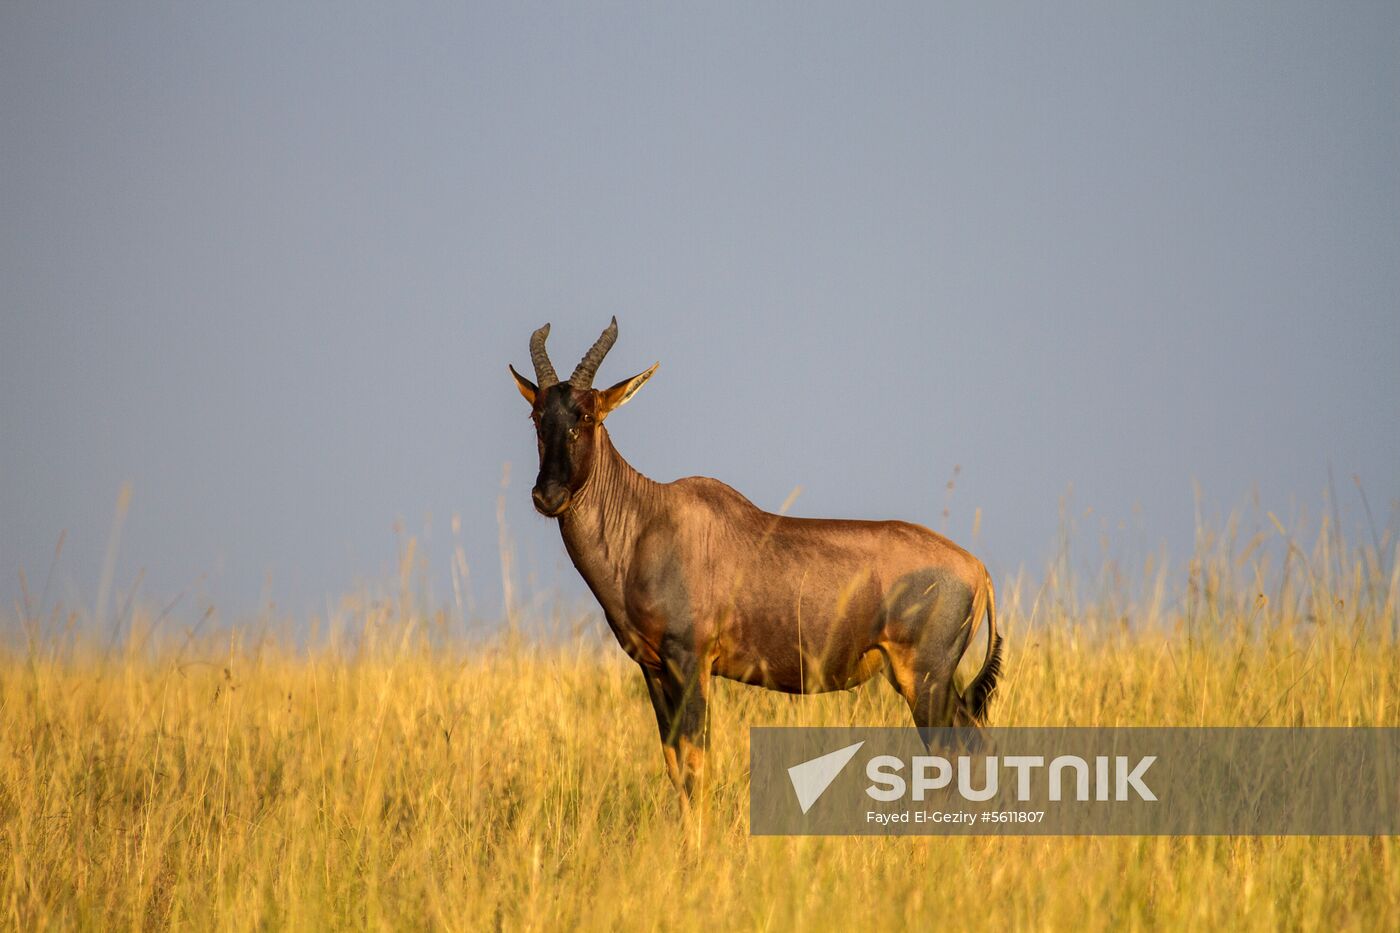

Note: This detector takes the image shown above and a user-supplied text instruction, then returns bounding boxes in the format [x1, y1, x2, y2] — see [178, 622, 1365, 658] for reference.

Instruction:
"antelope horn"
[529, 323, 559, 387]
[570, 316, 618, 388]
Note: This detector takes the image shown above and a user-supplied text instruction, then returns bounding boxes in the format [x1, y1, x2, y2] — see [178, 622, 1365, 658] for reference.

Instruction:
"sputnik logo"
[787, 741, 865, 813]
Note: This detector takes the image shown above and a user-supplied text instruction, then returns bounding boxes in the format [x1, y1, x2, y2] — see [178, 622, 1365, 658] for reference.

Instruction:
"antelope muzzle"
[531, 482, 571, 517]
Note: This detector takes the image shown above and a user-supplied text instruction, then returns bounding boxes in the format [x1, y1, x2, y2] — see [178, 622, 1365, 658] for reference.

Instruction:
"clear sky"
[3, 3, 1397, 625]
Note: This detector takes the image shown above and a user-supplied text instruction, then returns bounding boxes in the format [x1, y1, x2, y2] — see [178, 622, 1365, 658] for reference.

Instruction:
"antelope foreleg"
[642, 651, 710, 813]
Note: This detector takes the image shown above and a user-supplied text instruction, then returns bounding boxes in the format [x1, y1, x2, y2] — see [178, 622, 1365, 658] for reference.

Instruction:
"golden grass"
[2, 519, 1398, 931]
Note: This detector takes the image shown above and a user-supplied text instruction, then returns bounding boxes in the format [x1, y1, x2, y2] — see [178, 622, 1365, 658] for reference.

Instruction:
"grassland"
[2, 518, 1397, 931]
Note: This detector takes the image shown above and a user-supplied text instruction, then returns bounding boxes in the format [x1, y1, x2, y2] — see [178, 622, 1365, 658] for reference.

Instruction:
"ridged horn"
[570, 316, 618, 388]
[529, 323, 559, 387]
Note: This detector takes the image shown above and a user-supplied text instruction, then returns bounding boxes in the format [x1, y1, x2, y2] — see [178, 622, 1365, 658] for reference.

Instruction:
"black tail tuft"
[964, 632, 1003, 724]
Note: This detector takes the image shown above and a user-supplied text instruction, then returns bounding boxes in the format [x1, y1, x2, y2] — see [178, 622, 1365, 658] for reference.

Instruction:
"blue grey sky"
[3, 3, 1397, 623]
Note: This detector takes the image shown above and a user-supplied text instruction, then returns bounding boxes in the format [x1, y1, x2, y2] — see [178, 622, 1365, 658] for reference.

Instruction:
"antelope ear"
[597, 363, 659, 420]
[509, 364, 537, 406]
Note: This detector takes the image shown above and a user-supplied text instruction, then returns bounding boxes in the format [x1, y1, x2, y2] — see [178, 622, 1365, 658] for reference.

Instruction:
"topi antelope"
[510, 319, 1003, 808]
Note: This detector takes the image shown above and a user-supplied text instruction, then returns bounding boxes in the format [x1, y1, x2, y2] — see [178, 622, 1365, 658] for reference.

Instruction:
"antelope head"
[509, 317, 658, 517]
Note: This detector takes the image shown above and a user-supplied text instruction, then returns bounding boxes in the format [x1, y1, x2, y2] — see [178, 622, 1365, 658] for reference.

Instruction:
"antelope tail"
[962, 571, 1003, 724]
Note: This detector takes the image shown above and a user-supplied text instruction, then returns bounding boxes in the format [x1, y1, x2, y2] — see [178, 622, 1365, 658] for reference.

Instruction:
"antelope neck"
[557, 428, 662, 601]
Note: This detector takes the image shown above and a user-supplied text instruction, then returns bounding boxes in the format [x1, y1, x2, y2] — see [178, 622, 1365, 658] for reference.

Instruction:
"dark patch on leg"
[880, 567, 978, 735]
[644, 640, 710, 812]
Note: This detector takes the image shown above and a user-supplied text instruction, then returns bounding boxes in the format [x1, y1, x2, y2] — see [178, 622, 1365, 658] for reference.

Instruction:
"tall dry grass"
[1, 514, 1397, 930]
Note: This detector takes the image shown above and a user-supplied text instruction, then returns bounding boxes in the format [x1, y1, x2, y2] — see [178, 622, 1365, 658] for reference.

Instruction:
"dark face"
[511, 319, 656, 516]
[529, 383, 601, 516]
